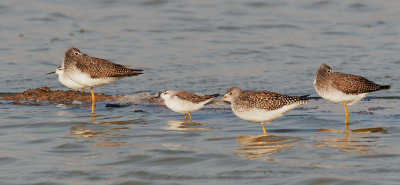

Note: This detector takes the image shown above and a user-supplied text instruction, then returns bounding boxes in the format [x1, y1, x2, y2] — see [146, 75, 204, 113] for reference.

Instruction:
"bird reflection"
[233, 135, 297, 162]
[318, 127, 387, 135]
[69, 115, 134, 148]
[316, 127, 388, 154]
[166, 120, 213, 131]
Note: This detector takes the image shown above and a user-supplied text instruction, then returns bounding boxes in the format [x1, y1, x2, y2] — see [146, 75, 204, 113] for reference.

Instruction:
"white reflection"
[166, 120, 213, 131]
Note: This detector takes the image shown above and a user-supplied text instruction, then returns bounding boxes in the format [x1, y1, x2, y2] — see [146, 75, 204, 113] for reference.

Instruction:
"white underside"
[67, 70, 121, 87]
[164, 96, 212, 114]
[315, 87, 367, 105]
[231, 103, 302, 123]
[58, 71, 86, 90]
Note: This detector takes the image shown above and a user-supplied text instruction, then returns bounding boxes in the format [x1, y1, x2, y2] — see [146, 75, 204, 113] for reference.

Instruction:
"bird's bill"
[44, 71, 55, 75]
[147, 92, 161, 100]
[214, 96, 226, 102]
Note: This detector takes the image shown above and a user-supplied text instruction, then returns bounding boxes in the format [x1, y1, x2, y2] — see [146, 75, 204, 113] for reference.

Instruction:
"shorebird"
[158, 90, 218, 122]
[62, 47, 143, 115]
[46, 65, 86, 92]
[217, 87, 310, 135]
[314, 64, 390, 129]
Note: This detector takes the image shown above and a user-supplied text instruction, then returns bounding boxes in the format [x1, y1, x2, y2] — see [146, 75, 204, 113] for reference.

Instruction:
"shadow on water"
[233, 135, 298, 162]
[165, 120, 214, 131]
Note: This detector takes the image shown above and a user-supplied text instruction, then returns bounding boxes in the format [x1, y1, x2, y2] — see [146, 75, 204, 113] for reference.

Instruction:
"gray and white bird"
[314, 64, 390, 129]
[62, 47, 143, 115]
[218, 87, 310, 135]
[159, 90, 218, 122]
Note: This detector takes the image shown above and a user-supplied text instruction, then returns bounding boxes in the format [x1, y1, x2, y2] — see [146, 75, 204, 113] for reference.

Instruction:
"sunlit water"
[0, 0, 399, 184]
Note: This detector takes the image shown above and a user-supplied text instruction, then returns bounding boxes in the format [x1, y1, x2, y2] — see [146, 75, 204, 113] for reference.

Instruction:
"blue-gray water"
[0, 0, 399, 184]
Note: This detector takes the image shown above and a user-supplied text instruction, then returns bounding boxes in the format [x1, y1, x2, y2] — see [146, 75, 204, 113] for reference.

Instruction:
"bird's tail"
[299, 94, 310, 99]
[206, 93, 220, 99]
[110, 68, 143, 77]
[129, 68, 144, 75]
[380, 85, 391, 90]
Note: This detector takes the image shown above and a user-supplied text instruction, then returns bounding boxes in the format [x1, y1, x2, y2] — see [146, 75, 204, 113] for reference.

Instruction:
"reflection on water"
[91, 115, 140, 125]
[70, 126, 129, 148]
[316, 127, 389, 154]
[318, 127, 388, 134]
[69, 116, 131, 148]
[234, 135, 297, 162]
[166, 120, 213, 131]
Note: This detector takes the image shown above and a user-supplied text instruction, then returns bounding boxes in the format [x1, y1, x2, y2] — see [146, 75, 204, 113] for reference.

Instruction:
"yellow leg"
[184, 113, 187, 122]
[261, 123, 268, 136]
[81, 88, 84, 93]
[91, 87, 95, 115]
[344, 104, 349, 130]
[188, 112, 192, 122]
[92, 115, 97, 123]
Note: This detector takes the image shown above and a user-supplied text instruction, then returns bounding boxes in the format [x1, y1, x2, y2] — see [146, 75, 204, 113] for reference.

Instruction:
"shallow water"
[0, 0, 399, 184]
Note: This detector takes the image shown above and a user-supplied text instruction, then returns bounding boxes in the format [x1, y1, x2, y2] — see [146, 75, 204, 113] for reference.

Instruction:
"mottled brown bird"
[62, 47, 143, 115]
[314, 64, 390, 129]
[217, 87, 310, 135]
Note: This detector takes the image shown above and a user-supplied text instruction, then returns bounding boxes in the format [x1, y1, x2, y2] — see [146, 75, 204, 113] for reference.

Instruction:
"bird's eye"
[229, 92, 233, 95]
[327, 69, 332, 73]
[74, 52, 80, 56]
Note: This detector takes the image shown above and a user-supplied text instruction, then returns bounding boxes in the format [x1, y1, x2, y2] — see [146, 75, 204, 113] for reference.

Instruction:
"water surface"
[0, 0, 399, 184]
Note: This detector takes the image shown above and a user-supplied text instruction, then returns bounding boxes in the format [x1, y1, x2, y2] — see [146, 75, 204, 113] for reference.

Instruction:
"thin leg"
[188, 112, 192, 122]
[92, 115, 97, 123]
[261, 123, 268, 136]
[344, 104, 349, 130]
[184, 113, 187, 122]
[91, 87, 95, 115]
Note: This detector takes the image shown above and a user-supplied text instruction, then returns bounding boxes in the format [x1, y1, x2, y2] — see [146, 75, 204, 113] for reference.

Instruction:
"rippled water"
[1, 0, 399, 184]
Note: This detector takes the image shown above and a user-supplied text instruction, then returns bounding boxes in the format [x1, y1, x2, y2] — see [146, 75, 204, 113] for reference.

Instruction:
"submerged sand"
[0, 87, 164, 105]
[1, 87, 120, 103]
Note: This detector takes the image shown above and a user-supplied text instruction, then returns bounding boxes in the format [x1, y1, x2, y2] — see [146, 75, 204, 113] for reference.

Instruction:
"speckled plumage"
[60, 47, 143, 115]
[224, 87, 309, 112]
[314, 64, 391, 129]
[314, 64, 390, 104]
[63, 47, 143, 81]
[172, 91, 219, 104]
[219, 87, 309, 129]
